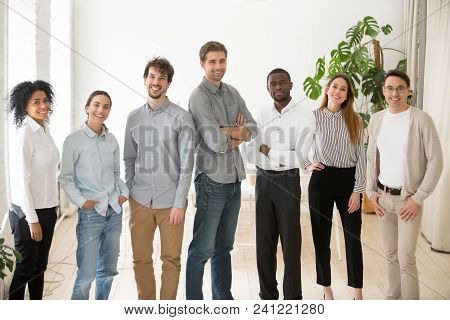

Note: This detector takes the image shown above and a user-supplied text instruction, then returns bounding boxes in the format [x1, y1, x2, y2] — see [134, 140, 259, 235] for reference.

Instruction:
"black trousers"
[8, 207, 57, 300]
[308, 166, 363, 288]
[255, 168, 302, 300]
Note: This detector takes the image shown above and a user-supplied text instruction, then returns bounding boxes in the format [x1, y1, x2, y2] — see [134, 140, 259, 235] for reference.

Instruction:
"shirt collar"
[145, 96, 171, 113]
[323, 107, 343, 118]
[201, 77, 228, 94]
[25, 115, 46, 133]
[82, 122, 106, 138]
[273, 98, 298, 114]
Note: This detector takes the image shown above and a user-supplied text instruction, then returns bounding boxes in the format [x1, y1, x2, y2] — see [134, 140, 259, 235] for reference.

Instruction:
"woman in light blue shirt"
[59, 90, 128, 300]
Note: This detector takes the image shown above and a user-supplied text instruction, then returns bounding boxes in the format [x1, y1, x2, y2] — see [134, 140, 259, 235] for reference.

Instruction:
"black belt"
[257, 167, 299, 175]
[377, 180, 401, 196]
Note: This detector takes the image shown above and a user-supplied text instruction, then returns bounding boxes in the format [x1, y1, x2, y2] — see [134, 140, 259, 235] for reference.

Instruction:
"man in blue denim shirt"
[186, 41, 258, 300]
[124, 57, 195, 300]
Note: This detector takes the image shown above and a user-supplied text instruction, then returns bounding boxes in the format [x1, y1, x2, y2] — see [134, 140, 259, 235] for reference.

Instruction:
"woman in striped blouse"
[306, 74, 366, 300]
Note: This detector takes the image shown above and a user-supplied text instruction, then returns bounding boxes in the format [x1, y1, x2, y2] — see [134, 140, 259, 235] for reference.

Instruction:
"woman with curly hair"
[7, 80, 60, 300]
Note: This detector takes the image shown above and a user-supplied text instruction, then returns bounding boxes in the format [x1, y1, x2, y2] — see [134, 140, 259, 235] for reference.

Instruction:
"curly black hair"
[7, 80, 55, 128]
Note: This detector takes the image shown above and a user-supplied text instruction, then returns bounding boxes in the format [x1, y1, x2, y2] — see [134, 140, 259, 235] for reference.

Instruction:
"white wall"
[0, 0, 8, 222]
[72, 0, 405, 148]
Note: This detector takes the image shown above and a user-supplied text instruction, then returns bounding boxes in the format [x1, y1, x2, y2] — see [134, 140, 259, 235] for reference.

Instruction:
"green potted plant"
[302, 16, 407, 212]
[0, 237, 22, 298]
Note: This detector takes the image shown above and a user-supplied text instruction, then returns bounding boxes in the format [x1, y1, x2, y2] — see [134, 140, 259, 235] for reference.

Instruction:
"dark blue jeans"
[186, 173, 241, 300]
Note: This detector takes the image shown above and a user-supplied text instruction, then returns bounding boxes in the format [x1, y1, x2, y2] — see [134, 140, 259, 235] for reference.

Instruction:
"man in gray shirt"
[124, 57, 195, 300]
[186, 41, 257, 300]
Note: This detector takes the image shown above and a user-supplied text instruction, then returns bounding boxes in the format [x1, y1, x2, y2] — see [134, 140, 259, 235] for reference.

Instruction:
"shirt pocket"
[225, 104, 238, 126]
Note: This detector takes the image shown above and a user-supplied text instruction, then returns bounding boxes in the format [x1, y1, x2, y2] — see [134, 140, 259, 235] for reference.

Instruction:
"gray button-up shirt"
[189, 78, 258, 183]
[124, 98, 195, 208]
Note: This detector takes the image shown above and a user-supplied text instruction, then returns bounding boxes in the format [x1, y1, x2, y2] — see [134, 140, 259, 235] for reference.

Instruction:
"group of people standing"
[6, 40, 443, 301]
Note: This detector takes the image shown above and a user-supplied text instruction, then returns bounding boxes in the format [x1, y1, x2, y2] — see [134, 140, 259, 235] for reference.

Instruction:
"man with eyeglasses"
[366, 70, 443, 300]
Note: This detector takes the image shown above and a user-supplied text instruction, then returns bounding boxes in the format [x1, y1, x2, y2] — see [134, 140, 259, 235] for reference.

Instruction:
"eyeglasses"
[384, 86, 408, 93]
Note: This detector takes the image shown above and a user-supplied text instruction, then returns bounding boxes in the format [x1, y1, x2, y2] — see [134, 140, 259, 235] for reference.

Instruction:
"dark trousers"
[308, 166, 363, 288]
[8, 207, 57, 300]
[255, 168, 302, 300]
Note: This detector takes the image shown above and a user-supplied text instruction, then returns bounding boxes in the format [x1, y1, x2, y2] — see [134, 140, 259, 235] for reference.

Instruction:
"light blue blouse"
[59, 123, 129, 216]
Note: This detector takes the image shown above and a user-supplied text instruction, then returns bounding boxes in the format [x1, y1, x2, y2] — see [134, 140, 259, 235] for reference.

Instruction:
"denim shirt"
[59, 123, 129, 216]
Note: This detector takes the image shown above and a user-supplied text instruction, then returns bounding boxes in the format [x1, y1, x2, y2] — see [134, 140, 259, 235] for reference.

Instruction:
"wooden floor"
[42, 189, 450, 300]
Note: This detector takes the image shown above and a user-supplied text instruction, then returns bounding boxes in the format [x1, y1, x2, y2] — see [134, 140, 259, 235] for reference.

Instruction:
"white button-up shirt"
[246, 100, 314, 171]
[10, 116, 60, 223]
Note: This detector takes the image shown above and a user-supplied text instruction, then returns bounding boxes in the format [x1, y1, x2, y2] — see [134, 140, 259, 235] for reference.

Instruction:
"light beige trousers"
[129, 197, 185, 300]
[378, 189, 422, 300]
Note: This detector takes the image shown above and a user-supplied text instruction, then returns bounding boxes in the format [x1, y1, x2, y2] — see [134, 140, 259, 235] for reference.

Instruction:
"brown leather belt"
[377, 180, 401, 196]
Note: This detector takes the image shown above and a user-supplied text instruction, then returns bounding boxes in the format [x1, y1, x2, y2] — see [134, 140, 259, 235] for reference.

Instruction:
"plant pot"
[362, 192, 375, 213]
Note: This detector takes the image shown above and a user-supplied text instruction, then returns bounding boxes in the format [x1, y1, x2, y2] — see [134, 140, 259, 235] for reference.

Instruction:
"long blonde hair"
[319, 74, 361, 144]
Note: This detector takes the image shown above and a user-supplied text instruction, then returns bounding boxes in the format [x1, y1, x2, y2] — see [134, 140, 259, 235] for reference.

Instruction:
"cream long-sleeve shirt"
[366, 106, 443, 206]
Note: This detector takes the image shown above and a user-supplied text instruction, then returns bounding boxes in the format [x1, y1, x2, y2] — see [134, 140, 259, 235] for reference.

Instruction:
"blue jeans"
[71, 206, 122, 300]
[186, 173, 241, 300]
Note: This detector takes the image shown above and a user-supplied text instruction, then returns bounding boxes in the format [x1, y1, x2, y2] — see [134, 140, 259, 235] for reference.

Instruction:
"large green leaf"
[362, 67, 385, 96]
[352, 47, 370, 75]
[328, 58, 343, 77]
[381, 24, 393, 35]
[14, 249, 23, 262]
[362, 16, 380, 38]
[346, 25, 364, 46]
[6, 258, 14, 272]
[358, 112, 371, 129]
[330, 49, 339, 59]
[396, 58, 407, 72]
[338, 41, 351, 62]
[314, 57, 326, 81]
[303, 77, 322, 100]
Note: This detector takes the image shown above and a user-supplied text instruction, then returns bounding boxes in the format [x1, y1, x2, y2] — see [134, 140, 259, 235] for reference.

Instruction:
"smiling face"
[144, 66, 170, 100]
[25, 90, 50, 125]
[326, 77, 348, 108]
[383, 75, 410, 111]
[201, 50, 227, 86]
[85, 94, 111, 127]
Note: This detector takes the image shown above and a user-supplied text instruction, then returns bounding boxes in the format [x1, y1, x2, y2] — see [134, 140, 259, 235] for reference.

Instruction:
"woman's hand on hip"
[307, 162, 325, 172]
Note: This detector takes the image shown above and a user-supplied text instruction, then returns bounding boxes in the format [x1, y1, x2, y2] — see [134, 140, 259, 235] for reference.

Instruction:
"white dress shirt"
[246, 99, 314, 171]
[10, 116, 60, 223]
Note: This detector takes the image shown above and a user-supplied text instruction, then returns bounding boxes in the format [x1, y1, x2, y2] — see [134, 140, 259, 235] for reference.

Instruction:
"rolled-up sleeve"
[237, 93, 258, 141]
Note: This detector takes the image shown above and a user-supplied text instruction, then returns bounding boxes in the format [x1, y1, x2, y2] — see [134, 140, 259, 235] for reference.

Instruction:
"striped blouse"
[305, 108, 366, 192]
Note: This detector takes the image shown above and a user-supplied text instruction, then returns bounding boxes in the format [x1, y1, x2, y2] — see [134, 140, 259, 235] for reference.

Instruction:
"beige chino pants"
[378, 189, 422, 300]
[129, 197, 185, 300]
